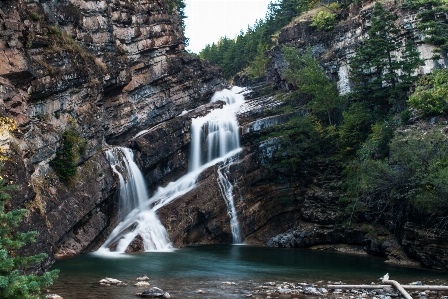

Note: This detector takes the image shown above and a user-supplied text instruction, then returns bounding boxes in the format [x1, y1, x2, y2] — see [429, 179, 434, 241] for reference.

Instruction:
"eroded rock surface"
[0, 0, 224, 269]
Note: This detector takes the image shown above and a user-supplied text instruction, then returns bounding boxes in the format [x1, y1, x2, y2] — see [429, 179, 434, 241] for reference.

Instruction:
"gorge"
[1, 0, 448, 285]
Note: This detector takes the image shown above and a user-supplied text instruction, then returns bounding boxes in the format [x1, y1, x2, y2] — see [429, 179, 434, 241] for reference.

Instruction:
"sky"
[184, 0, 272, 54]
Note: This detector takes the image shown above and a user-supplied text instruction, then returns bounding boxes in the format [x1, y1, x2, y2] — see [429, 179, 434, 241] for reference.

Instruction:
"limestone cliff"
[267, 0, 447, 93]
[0, 0, 225, 270]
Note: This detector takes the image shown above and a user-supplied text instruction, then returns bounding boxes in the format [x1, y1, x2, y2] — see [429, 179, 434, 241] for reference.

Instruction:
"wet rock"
[263, 282, 276, 286]
[135, 281, 151, 287]
[136, 275, 150, 281]
[139, 287, 169, 298]
[303, 286, 322, 295]
[222, 281, 237, 285]
[99, 277, 127, 286]
[125, 235, 145, 253]
[46, 295, 63, 299]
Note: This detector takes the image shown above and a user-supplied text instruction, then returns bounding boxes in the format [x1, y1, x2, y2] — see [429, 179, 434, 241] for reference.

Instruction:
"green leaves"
[343, 128, 448, 227]
[282, 46, 341, 125]
[50, 130, 87, 183]
[0, 169, 59, 299]
[408, 69, 448, 115]
[350, 2, 423, 113]
[310, 10, 336, 31]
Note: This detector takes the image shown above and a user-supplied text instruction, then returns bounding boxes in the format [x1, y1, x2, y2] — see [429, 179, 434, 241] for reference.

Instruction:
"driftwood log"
[327, 274, 448, 299]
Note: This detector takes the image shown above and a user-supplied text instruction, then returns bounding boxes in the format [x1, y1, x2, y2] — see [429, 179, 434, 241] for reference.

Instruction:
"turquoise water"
[49, 245, 448, 298]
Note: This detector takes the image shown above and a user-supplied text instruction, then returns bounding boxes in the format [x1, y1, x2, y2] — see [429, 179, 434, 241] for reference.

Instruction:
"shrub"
[343, 128, 448, 227]
[338, 103, 371, 156]
[310, 10, 336, 31]
[408, 69, 448, 115]
[50, 130, 87, 183]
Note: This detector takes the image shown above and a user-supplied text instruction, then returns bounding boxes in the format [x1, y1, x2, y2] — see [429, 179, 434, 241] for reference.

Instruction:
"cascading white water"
[98, 87, 246, 255]
[217, 155, 242, 244]
[106, 147, 148, 219]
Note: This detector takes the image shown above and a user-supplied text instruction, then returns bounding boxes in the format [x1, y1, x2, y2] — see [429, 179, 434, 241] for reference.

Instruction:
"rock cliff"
[268, 0, 447, 94]
[0, 0, 225, 270]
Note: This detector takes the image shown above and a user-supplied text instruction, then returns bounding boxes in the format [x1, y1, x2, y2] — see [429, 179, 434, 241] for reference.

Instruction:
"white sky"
[184, 0, 272, 53]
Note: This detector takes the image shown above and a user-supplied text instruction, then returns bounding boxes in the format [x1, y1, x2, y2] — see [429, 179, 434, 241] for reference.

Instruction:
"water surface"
[50, 245, 448, 298]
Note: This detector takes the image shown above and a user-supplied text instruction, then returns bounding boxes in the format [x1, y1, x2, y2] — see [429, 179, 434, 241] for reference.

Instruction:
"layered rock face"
[267, 0, 447, 94]
[0, 0, 224, 269]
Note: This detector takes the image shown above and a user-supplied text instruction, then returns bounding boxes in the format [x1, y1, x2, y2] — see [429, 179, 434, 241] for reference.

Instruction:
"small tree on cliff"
[0, 170, 59, 298]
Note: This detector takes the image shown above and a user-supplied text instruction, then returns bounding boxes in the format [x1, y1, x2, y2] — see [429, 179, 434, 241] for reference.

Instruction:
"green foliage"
[0, 172, 59, 298]
[264, 115, 338, 172]
[282, 46, 342, 125]
[357, 120, 394, 161]
[338, 103, 371, 156]
[199, 0, 309, 79]
[50, 130, 87, 183]
[310, 10, 336, 31]
[403, 0, 448, 55]
[350, 2, 423, 113]
[343, 128, 448, 227]
[28, 11, 40, 21]
[408, 68, 448, 115]
[248, 43, 269, 78]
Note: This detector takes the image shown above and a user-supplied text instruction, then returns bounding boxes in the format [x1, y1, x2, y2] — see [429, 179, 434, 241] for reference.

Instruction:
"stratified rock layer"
[0, 0, 225, 269]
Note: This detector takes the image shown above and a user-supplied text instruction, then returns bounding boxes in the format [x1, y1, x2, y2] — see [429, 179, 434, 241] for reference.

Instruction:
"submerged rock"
[138, 287, 170, 298]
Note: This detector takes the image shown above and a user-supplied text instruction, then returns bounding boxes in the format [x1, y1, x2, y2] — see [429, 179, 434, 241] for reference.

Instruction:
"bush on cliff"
[50, 129, 87, 183]
[0, 170, 59, 298]
[408, 69, 448, 115]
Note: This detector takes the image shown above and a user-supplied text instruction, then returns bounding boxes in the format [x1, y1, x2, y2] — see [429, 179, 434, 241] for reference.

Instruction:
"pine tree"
[350, 2, 423, 113]
[282, 46, 340, 125]
[350, 2, 401, 113]
[0, 171, 59, 299]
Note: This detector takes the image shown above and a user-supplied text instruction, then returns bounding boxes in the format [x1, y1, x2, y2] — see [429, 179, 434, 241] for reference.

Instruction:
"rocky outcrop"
[267, 0, 447, 94]
[0, 0, 225, 269]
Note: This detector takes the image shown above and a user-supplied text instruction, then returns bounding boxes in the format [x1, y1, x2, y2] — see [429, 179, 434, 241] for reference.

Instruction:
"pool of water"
[49, 245, 448, 299]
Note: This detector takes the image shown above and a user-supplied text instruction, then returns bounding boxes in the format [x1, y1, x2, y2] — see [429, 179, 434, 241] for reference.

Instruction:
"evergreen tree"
[282, 46, 341, 125]
[350, 2, 423, 113]
[350, 2, 401, 113]
[0, 170, 59, 298]
[403, 0, 448, 57]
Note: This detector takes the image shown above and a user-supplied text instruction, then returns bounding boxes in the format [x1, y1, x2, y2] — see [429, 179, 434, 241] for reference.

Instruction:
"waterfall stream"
[98, 87, 246, 254]
[217, 155, 242, 244]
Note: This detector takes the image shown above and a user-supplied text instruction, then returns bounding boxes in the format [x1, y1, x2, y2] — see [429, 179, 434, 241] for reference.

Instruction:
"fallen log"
[327, 285, 448, 291]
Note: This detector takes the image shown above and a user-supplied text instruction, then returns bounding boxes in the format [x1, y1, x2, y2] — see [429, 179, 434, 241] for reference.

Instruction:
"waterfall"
[106, 147, 148, 219]
[98, 87, 246, 254]
[217, 155, 242, 244]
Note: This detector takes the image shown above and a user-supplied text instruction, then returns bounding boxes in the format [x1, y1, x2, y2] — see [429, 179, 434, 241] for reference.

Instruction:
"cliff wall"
[268, 0, 447, 93]
[0, 0, 225, 269]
